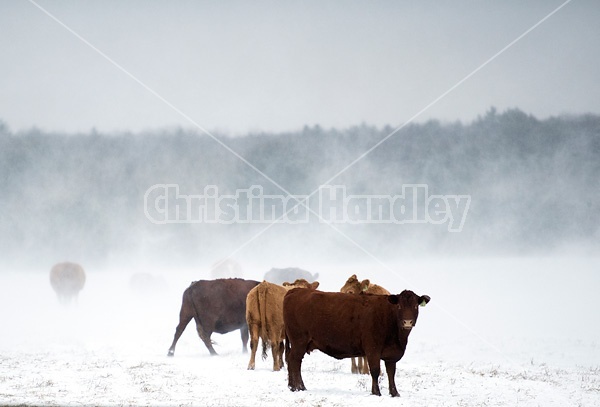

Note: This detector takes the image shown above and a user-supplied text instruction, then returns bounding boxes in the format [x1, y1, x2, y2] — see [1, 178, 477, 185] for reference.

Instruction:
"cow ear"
[360, 280, 370, 292]
[310, 282, 320, 289]
[419, 295, 431, 307]
[387, 295, 399, 304]
[282, 281, 290, 286]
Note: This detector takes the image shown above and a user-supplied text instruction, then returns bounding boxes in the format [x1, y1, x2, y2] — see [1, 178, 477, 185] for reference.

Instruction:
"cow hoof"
[247, 365, 255, 370]
[167, 350, 174, 357]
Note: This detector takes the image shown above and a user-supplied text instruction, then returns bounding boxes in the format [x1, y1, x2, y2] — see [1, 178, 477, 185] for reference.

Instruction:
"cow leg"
[350, 357, 359, 374]
[287, 344, 306, 391]
[247, 323, 260, 370]
[367, 354, 382, 396]
[240, 325, 249, 354]
[276, 341, 285, 371]
[195, 322, 217, 355]
[384, 360, 399, 397]
[271, 330, 285, 371]
[359, 357, 370, 375]
[362, 357, 381, 376]
[271, 342, 281, 371]
[167, 313, 193, 356]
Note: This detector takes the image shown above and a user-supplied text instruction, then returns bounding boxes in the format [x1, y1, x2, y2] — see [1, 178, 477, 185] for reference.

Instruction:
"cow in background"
[246, 279, 319, 371]
[167, 278, 259, 356]
[263, 267, 318, 285]
[210, 258, 243, 279]
[284, 289, 430, 396]
[49, 262, 86, 305]
[340, 274, 391, 374]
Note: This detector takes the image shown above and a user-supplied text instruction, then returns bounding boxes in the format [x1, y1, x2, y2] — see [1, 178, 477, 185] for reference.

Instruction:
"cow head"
[283, 279, 320, 290]
[340, 274, 370, 294]
[388, 290, 430, 331]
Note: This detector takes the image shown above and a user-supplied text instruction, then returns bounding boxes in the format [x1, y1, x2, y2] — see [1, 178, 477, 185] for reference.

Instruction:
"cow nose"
[402, 319, 414, 329]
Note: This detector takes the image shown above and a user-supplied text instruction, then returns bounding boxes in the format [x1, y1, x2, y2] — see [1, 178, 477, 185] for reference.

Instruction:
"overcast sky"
[0, 0, 598, 135]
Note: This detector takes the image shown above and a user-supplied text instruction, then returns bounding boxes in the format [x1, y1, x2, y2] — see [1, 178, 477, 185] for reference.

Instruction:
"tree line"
[0, 108, 598, 269]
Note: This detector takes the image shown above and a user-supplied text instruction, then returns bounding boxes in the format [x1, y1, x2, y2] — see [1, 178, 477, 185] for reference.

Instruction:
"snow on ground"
[1, 257, 599, 406]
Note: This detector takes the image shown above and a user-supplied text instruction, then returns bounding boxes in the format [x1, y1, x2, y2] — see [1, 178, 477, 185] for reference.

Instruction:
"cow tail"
[261, 339, 268, 361]
[258, 284, 269, 360]
[284, 329, 291, 366]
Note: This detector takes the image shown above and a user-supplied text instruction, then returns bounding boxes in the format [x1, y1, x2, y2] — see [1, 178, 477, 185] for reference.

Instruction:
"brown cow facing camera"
[246, 279, 319, 371]
[167, 278, 259, 356]
[284, 288, 430, 397]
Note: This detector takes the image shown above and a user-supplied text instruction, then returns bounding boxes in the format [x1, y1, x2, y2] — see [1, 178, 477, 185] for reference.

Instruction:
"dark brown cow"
[167, 278, 259, 356]
[340, 274, 391, 374]
[284, 289, 430, 397]
[246, 279, 319, 371]
[49, 262, 86, 305]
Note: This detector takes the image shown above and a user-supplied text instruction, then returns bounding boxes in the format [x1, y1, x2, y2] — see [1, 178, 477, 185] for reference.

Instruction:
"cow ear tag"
[419, 300, 427, 307]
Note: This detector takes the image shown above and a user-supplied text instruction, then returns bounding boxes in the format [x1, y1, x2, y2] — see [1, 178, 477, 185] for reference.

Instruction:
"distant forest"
[1, 108, 598, 269]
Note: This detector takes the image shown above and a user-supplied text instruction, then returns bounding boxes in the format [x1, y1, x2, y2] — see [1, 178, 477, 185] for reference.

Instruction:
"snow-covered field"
[1, 257, 599, 406]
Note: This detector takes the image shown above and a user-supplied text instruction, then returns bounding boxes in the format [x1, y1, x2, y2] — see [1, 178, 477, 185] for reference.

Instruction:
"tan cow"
[246, 279, 319, 371]
[340, 274, 391, 374]
[49, 262, 86, 305]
